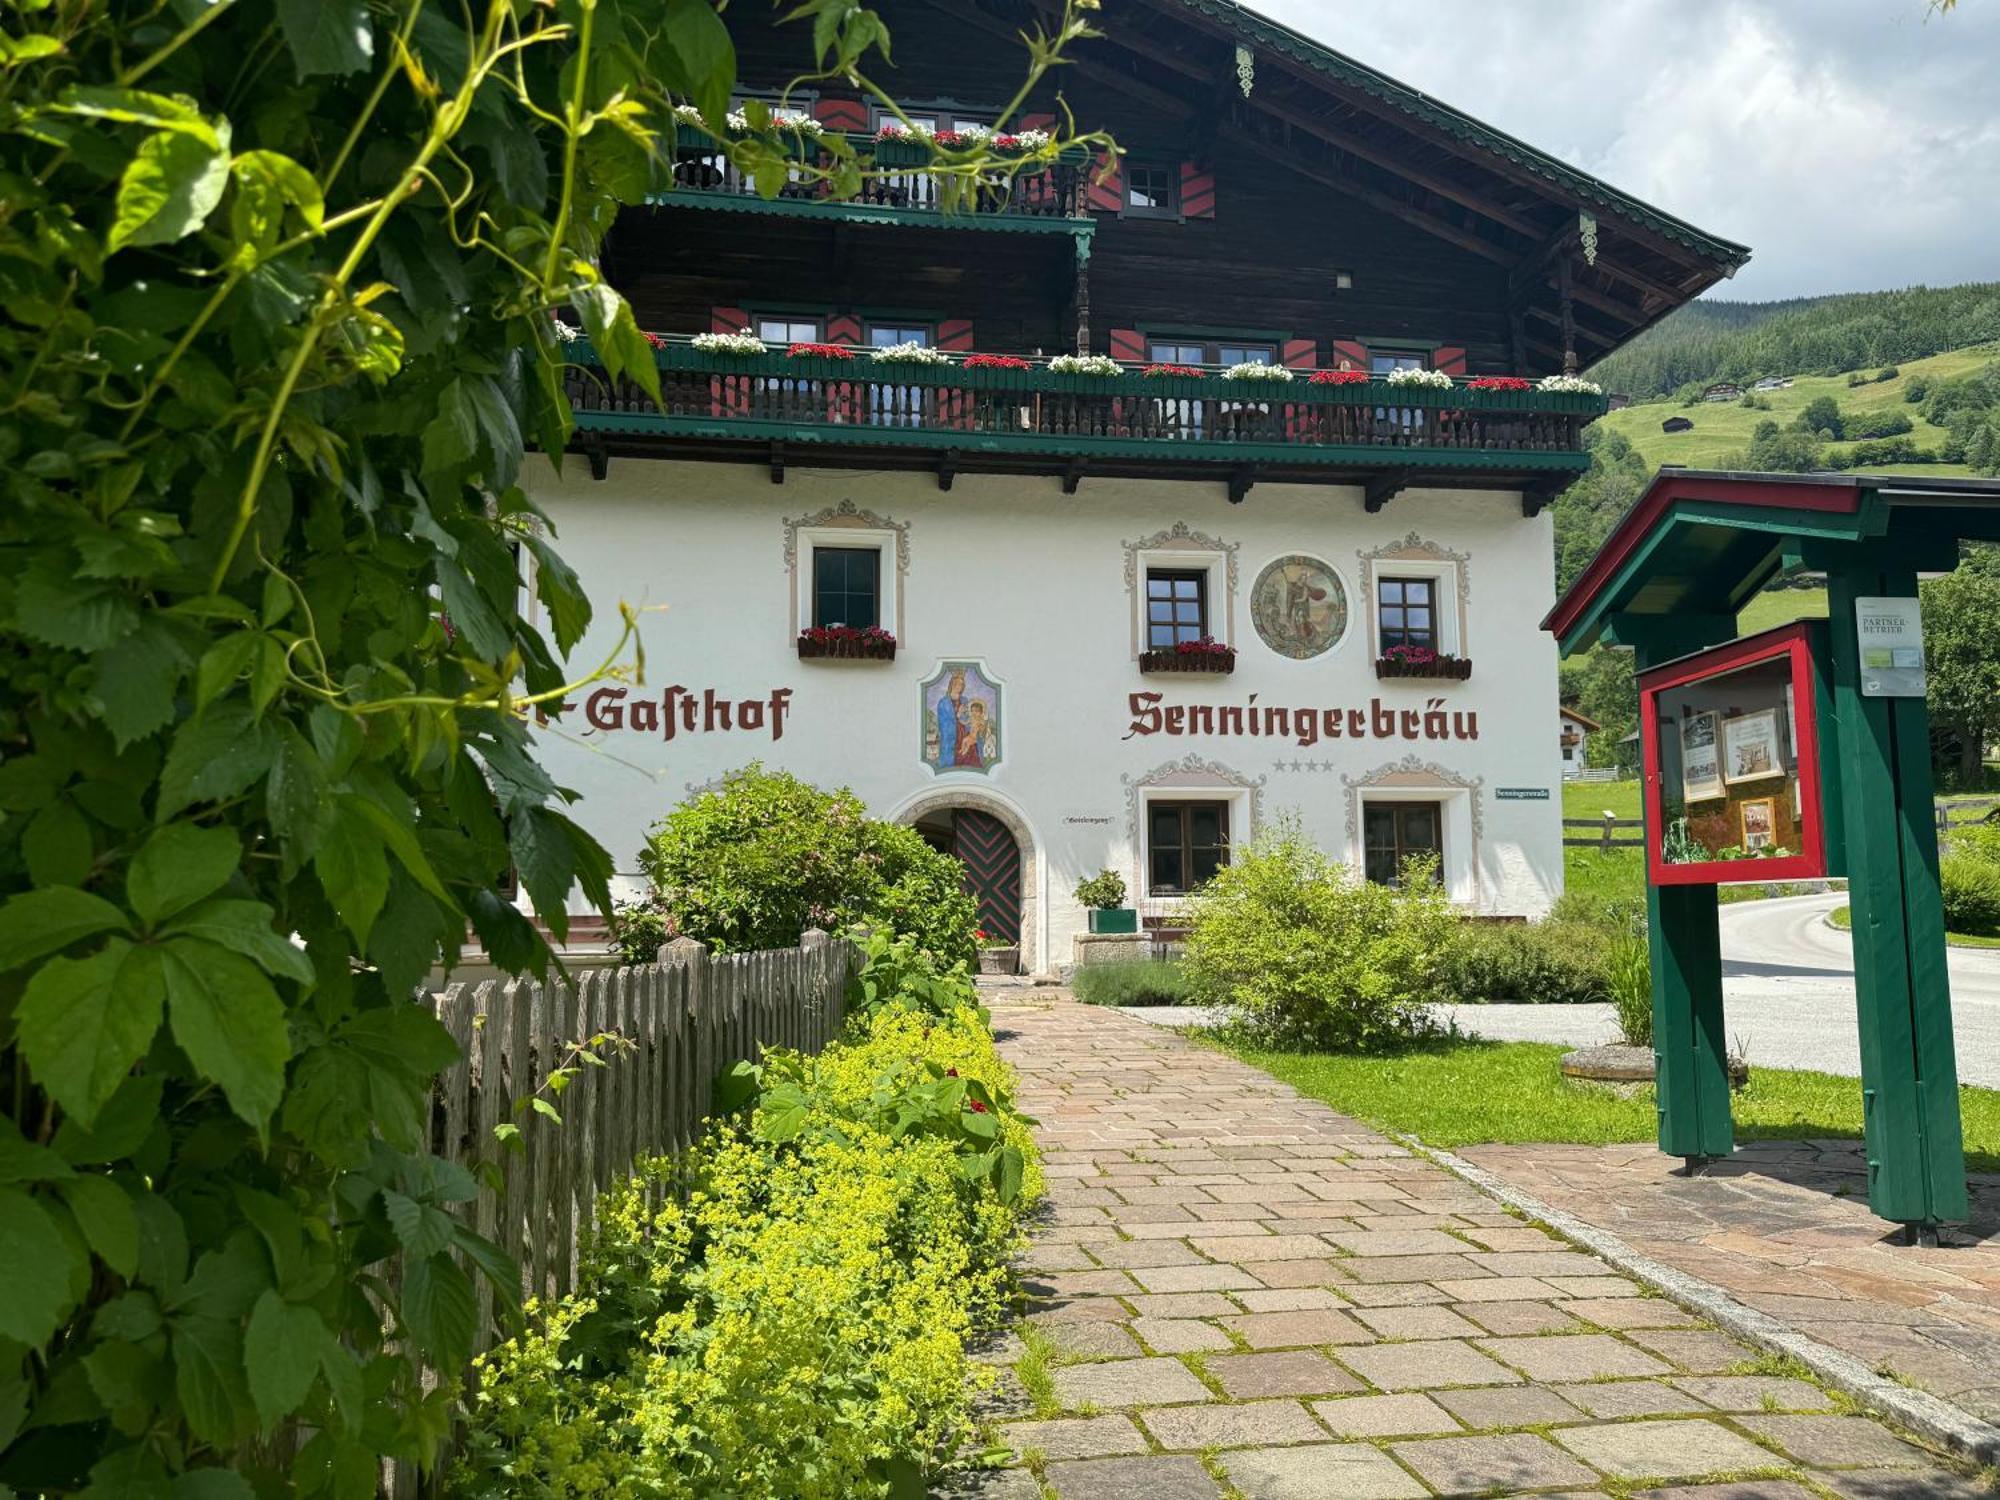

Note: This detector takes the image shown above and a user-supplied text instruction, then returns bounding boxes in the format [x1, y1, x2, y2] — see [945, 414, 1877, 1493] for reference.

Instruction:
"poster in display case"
[1639, 621, 1833, 886]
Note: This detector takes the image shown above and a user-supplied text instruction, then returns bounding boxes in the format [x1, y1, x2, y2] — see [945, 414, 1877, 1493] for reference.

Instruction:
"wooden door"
[952, 809, 1021, 946]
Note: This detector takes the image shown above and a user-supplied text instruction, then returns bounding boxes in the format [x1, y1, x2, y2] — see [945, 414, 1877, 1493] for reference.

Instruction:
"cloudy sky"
[1243, 0, 2000, 303]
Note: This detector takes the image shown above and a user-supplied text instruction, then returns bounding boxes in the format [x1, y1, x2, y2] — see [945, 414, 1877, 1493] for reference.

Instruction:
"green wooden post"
[1822, 561, 1969, 1229]
[1612, 614, 1738, 1167]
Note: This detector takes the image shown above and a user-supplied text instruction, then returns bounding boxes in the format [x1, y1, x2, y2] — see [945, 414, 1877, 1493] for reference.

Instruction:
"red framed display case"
[1638, 621, 1832, 886]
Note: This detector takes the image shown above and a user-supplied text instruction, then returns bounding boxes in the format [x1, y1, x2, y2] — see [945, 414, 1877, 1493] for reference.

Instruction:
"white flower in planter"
[1047, 353, 1123, 376]
[1221, 361, 1294, 383]
[690, 331, 768, 356]
[1385, 366, 1454, 390]
[1538, 373, 1604, 394]
[869, 341, 949, 366]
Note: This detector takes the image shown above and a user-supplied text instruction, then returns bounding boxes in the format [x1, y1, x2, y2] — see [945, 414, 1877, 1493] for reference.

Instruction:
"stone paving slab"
[983, 999, 1985, 1497]
[1458, 1138, 2000, 1424]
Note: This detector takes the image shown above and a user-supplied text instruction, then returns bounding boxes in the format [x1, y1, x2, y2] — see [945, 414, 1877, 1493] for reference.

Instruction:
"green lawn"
[1222, 1036, 2000, 1173]
[1736, 586, 1828, 635]
[1594, 343, 1998, 476]
[1827, 903, 2000, 950]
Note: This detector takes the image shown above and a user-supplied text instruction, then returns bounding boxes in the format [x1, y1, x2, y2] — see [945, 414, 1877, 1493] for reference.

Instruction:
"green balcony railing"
[660, 124, 1092, 222]
[559, 339, 1605, 471]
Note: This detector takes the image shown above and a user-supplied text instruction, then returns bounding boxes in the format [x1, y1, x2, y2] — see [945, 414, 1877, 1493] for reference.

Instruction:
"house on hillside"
[1703, 382, 1743, 402]
[1754, 376, 1792, 392]
[1663, 415, 1696, 433]
[1608, 393, 1632, 410]
[1559, 706, 1601, 778]
[526, 0, 1748, 973]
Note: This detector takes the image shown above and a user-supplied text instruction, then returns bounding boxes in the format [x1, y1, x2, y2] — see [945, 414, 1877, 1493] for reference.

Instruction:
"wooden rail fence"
[1563, 814, 1644, 851]
[426, 929, 854, 1354]
[1564, 800, 1996, 852]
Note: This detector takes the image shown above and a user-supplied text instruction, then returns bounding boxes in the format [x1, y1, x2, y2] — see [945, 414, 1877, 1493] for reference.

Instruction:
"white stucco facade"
[524, 455, 1564, 973]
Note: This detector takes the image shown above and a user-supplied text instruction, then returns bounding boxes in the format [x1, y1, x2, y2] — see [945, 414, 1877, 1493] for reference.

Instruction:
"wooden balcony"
[559, 341, 1604, 501]
[657, 126, 1091, 235]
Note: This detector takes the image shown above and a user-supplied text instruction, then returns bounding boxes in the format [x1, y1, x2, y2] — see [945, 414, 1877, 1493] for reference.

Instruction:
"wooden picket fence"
[426, 929, 854, 1353]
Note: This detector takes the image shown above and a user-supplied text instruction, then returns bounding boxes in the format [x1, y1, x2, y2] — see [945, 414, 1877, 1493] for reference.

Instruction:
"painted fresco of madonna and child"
[920, 661, 1002, 774]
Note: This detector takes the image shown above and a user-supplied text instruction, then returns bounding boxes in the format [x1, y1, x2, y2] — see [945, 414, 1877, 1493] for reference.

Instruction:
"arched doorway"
[898, 791, 1039, 973]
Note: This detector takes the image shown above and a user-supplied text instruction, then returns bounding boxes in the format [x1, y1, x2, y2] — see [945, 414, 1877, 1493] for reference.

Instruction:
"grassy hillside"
[1587, 282, 2000, 400]
[1593, 343, 1997, 477]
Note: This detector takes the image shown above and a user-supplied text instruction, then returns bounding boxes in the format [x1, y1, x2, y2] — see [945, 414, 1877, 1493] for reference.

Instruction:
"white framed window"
[1137, 784, 1252, 901]
[1364, 556, 1463, 658]
[1352, 787, 1476, 904]
[1130, 543, 1232, 656]
[793, 524, 899, 640]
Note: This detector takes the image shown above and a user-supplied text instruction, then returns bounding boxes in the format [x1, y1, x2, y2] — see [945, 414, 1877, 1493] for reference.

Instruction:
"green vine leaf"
[160, 939, 291, 1132]
[273, 0, 374, 79]
[0, 1186, 85, 1347]
[110, 118, 232, 252]
[244, 1289, 323, 1430]
[0, 886, 131, 972]
[15, 939, 165, 1128]
[129, 822, 241, 926]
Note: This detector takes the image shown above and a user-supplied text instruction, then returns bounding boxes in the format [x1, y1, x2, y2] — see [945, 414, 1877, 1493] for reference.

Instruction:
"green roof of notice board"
[1167, 0, 1752, 267]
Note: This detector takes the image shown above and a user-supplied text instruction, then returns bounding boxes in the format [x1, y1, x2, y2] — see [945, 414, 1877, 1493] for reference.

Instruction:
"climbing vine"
[0, 0, 1106, 1491]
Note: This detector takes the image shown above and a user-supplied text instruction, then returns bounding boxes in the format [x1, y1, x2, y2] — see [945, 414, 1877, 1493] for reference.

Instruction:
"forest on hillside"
[1588, 282, 2000, 399]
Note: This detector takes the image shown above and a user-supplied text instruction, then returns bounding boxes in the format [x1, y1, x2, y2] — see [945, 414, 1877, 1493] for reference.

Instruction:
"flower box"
[1374, 651, 1472, 681]
[797, 627, 897, 661]
[1140, 642, 1237, 674]
[1087, 907, 1139, 934]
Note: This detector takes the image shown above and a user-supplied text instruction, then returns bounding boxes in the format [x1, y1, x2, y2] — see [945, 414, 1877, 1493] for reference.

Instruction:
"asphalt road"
[1441, 892, 2000, 1088]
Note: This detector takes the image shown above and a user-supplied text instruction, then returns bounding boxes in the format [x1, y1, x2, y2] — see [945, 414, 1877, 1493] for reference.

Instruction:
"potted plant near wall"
[1075, 869, 1137, 933]
[975, 927, 1020, 976]
[1139, 637, 1237, 675]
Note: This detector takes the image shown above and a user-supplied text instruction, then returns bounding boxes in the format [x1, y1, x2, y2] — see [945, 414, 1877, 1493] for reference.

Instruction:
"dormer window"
[1125, 162, 1178, 219]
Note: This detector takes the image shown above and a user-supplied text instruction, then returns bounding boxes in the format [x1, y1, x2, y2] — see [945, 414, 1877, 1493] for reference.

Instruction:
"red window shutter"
[709, 308, 753, 417]
[1087, 150, 1123, 213]
[1178, 162, 1216, 219]
[825, 313, 863, 346]
[711, 307, 751, 335]
[813, 97, 869, 132]
[1434, 346, 1468, 376]
[1018, 112, 1056, 132]
[1331, 338, 1369, 372]
[937, 319, 975, 352]
[1108, 328, 1147, 364]
[1281, 338, 1317, 370]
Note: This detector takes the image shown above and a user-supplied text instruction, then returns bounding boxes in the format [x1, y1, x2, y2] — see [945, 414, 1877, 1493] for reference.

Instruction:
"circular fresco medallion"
[1249, 555, 1349, 659]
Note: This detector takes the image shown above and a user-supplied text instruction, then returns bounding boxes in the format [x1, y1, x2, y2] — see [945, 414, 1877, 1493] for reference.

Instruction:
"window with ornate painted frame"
[1362, 800, 1444, 887]
[1146, 799, 1230, 895]
[1126, 525, 1238, 660]
[1358, 535, 1467, 660]
[785, 502, 908, 645]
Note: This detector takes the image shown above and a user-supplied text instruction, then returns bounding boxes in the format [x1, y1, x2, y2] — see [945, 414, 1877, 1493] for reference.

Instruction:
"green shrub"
[640, 764, 978, 965]
[1846, 409, 1913, 440]
[607, 898, 674, 965]
[1180, 817, 1453, 1051]
[1948, 820, 2000, 865]
[1941, 854, 2000, 936]
[1072, 959, 1199, 1007]
[1074, 868, 1129, 908]
[1606, 938, 1653, 1047]
[1548, 888, 1649, 937]
[454, 965, 1038, 1499]
[1439, 921, 1614, 1005]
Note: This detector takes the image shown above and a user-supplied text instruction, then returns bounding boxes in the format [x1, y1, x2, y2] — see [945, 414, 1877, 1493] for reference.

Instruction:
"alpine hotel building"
[528, 0, 1747, 974]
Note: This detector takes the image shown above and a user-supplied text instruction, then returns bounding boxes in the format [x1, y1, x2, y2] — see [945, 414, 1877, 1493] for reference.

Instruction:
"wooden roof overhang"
[1542, 471, 2000, 657]
[959, 0, 1750, 369]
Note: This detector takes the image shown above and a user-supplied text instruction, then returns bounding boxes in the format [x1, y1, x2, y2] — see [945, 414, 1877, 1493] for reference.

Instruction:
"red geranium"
[787, 341, 855, 360]
[1467, 375, 1533, 392]
[798, 625, 896, 646]
[962, 353, 1033, 370]
[1173, 636, 1236, 658]
[1309, 369, 1369, 386]
[1143, 363, 1204, 379]
[642, 331, 667, 349]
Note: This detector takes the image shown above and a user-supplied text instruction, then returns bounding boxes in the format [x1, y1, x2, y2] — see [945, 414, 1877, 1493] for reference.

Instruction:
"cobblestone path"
[967, 998, 1992, 1500]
